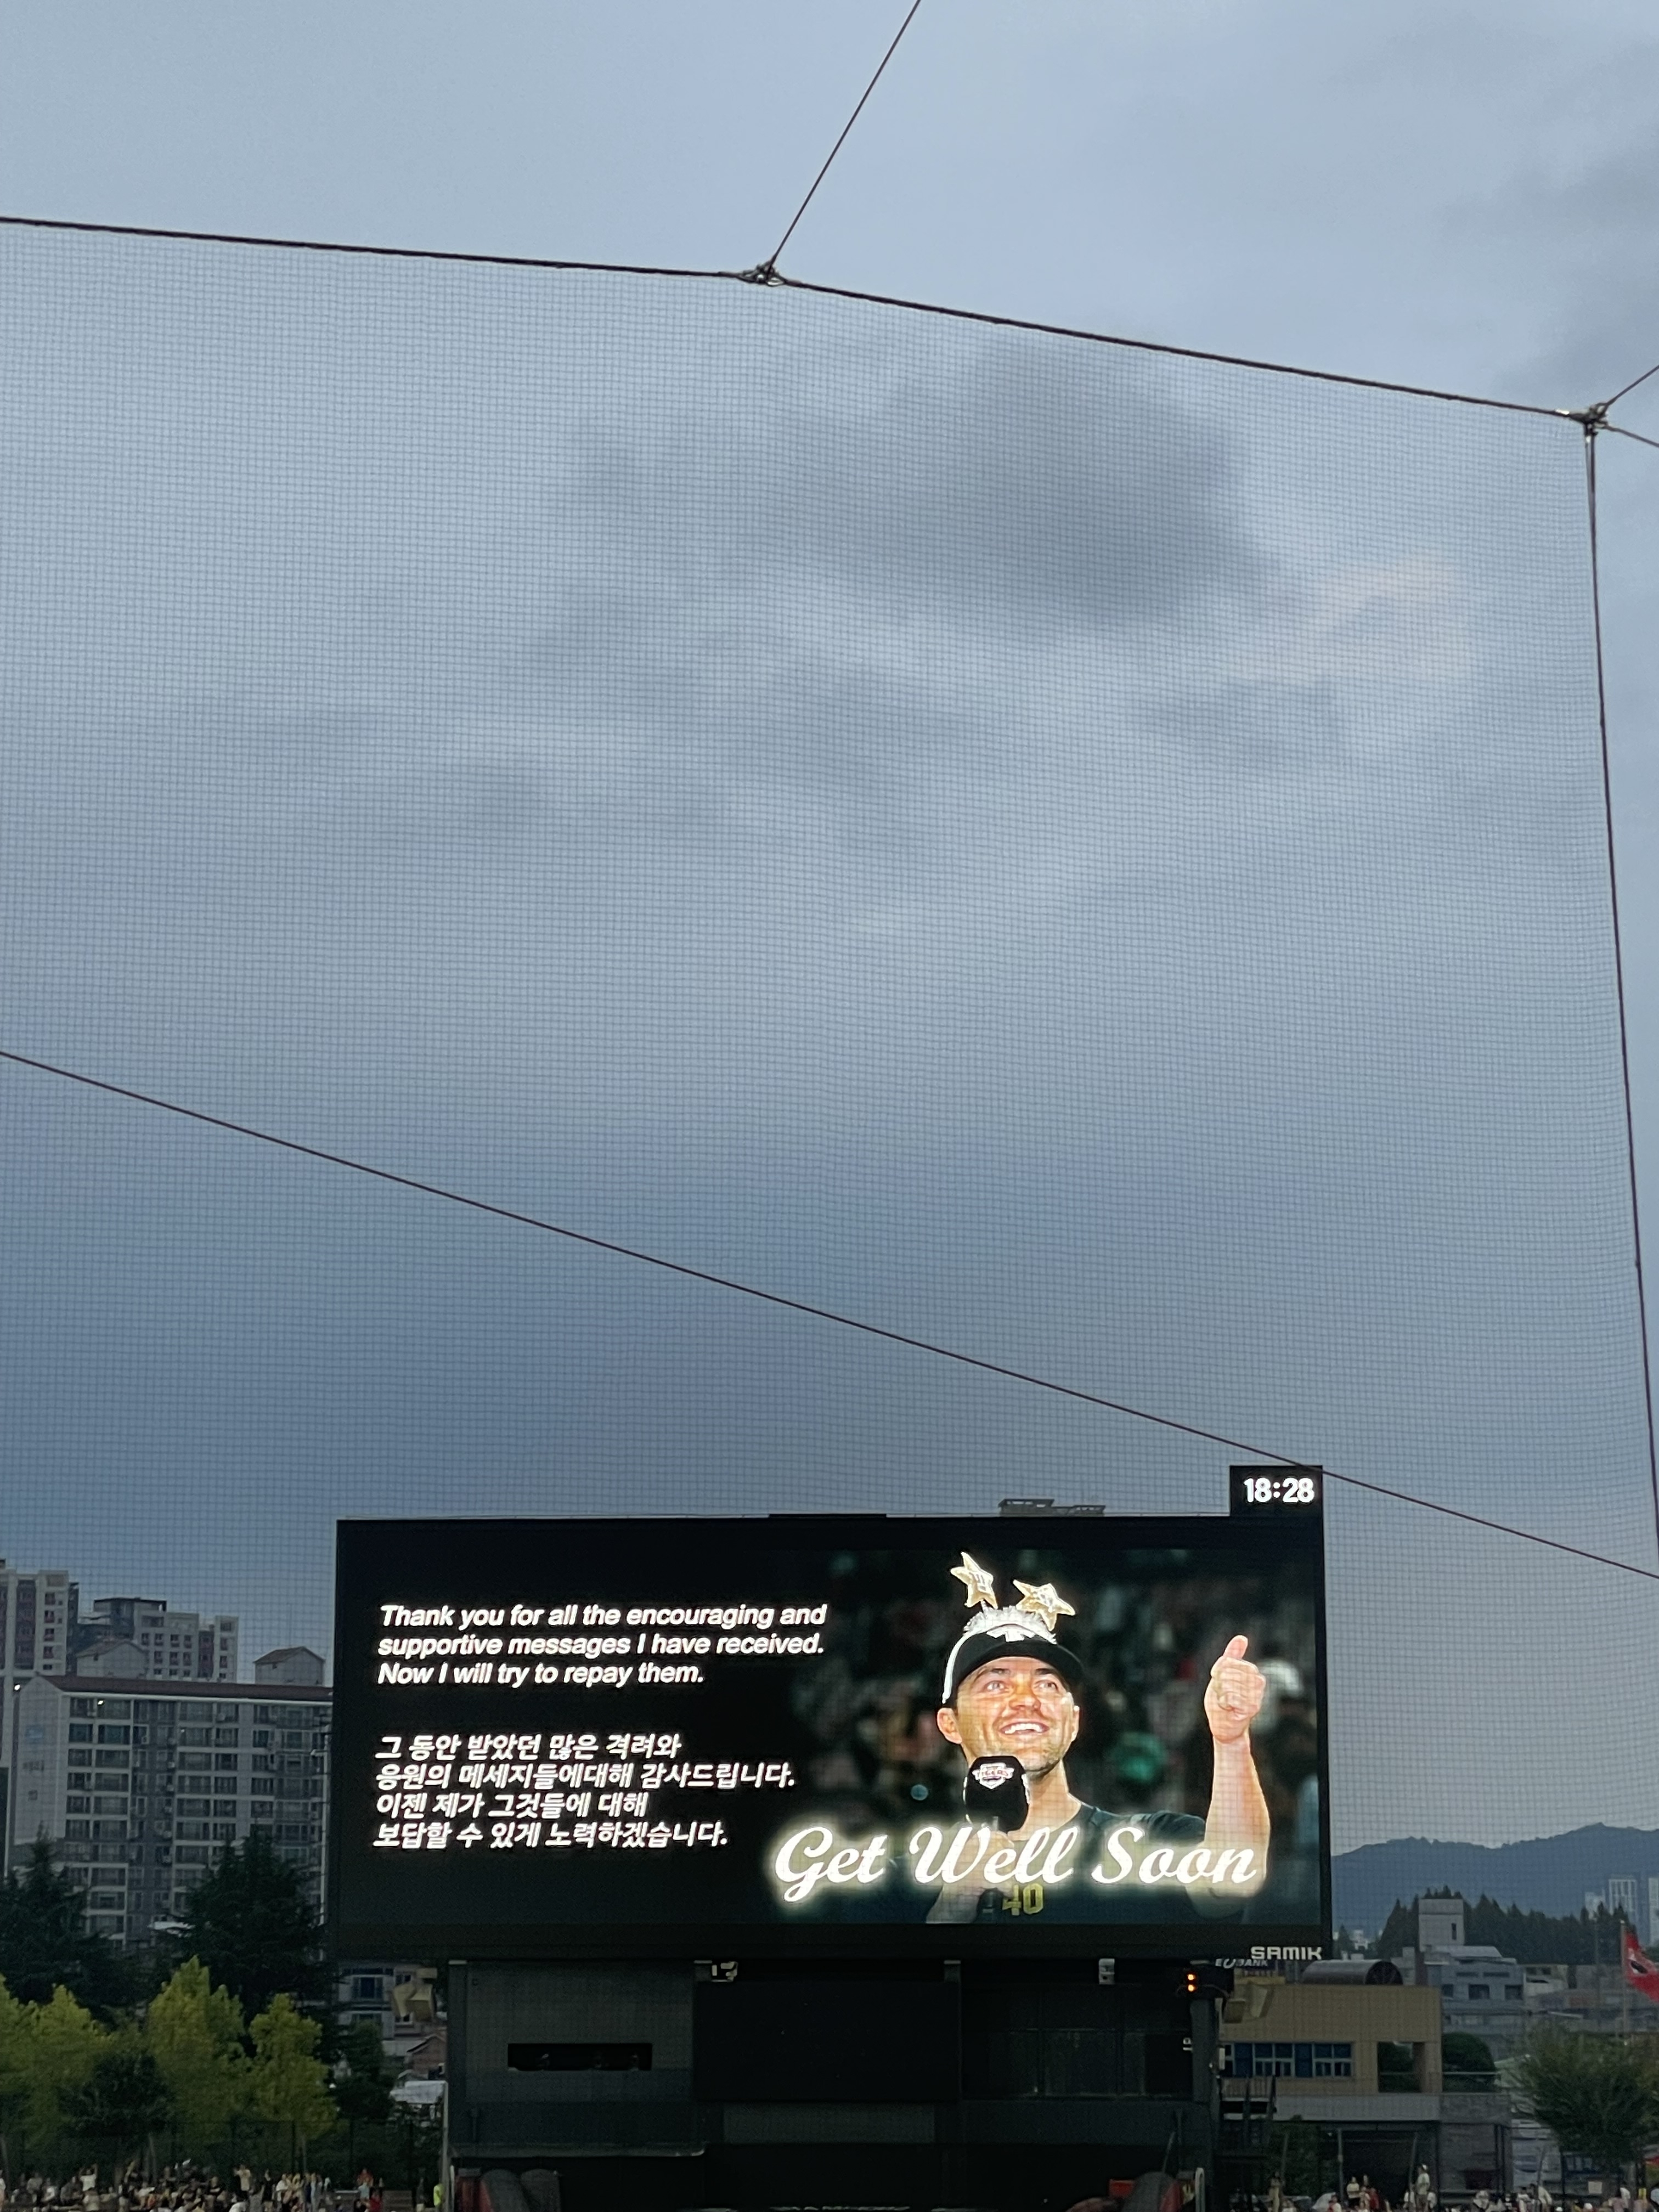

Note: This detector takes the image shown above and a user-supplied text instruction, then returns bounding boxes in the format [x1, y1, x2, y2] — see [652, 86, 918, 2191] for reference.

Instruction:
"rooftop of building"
[36, 1673, 330, 1703]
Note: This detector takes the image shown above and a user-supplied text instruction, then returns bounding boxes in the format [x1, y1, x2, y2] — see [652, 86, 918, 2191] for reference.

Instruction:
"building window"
[1467, 1984, 1489, 2000]
[1222, 2042, 1351, 2080]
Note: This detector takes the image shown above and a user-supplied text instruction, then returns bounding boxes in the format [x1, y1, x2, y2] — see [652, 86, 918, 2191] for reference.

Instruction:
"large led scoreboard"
[330, 1477, 1330, 1961]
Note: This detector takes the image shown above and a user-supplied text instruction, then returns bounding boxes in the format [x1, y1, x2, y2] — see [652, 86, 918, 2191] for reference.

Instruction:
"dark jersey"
[973, 1803, 1210, 1924]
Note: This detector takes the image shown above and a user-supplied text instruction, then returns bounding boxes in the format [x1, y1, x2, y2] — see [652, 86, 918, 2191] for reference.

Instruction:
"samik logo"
[1214, 1945, 1327, 1967]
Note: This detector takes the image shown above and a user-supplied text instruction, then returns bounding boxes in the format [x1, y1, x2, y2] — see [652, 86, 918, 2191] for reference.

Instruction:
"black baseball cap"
[941, 1621, 1087, 1705]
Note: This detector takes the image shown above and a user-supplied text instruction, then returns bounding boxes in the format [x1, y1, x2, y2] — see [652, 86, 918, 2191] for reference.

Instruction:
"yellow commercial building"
[1223, 1977, 1442, 2095]
[1220, 1976, 1516, 2199]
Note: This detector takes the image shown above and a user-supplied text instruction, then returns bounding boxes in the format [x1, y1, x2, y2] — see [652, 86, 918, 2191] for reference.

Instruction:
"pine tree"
[334, 2019, 393, 2128]
[179, 1832, 325, 2018]
[0, 1839, 131, 2013]
[1368, 1890, 1623, 1967]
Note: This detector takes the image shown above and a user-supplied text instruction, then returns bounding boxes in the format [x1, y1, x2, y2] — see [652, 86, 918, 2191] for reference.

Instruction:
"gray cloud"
[2, 221, 1655, 1849]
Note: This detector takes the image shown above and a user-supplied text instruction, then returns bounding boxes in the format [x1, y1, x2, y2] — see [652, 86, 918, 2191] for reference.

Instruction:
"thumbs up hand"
[1204, 1634, 1266, 1745]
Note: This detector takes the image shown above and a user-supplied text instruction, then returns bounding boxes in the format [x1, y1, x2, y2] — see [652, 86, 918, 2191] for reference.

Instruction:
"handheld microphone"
[964, 1754, 1029, 1831]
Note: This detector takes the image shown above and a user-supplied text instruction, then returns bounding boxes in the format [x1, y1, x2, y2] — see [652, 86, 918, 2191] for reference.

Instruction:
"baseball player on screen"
[927, 1553, 1269, 1923]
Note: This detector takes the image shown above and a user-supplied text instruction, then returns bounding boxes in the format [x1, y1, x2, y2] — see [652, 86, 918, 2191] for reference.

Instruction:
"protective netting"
[2, 221, 1654, 1860]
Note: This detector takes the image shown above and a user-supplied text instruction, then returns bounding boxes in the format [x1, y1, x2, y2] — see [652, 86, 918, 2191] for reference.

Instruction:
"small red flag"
[1623, 1926, 1659, 2002]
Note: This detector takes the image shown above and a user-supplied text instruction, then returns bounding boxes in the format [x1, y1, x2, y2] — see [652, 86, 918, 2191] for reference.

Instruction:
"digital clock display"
[1232, 1467, 1322, 1508]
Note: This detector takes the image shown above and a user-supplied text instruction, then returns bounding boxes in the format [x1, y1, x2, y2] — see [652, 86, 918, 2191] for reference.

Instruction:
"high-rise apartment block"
[2, 1567, 245, 1871]
[76, 1596, 238, 1683]
[7, 1669, 329, 1947]
[1, 1561, 77, 1846]
[1607, 1875, 1640, 1925]
[0, 1562, 76, 1677]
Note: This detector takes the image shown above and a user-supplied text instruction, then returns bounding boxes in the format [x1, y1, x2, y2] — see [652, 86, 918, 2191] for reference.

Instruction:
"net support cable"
[1582, 420, 1659, 1565]
[745, 0, 926, 283]
[4, 1045, 1657, 1589]
[0, 213, 1613, 427]
[1600, 357, 1659, 411]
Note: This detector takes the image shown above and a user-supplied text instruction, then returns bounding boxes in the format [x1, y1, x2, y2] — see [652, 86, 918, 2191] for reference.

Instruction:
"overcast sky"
[3, 1, 1658, 1854]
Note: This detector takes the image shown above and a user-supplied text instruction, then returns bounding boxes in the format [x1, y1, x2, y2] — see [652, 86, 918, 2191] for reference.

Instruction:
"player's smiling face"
[939, 1653, 1080, 1771]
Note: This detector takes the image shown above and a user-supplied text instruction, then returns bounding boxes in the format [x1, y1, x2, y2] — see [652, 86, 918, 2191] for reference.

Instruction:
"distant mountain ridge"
[1333, 1825, 1659, 1936]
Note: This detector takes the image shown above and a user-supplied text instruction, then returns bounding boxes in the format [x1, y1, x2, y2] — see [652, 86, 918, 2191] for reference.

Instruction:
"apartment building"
[7, 1666, 329, 1947]
[0, 1561, 76, 1863]
[0, 1561, 75, 1677]
[76, 1595, 239, 1683]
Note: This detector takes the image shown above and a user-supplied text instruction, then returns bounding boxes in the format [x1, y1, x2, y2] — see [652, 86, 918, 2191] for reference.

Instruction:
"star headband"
[940, 1551, 1083, 1702]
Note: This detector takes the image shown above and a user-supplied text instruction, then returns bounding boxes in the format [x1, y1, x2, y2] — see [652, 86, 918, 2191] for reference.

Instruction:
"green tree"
[1443, 2032, 1497, 2089]
[1378, 2040, 1417, 2090]
[1267, 2118, 1324, 2198]
[0, 1974, 37, 2172]
[1370, 1892, 1626, 1968]
[63, 2039, 173, 2164]
[0, 1839, 132, 2013]
[180, 1832, 325, 2018]
[247, 1994, 335, 2161]
[385, 2098, 444, 2198]
[23, 1984, 108, 2158]
[1511, 2030, 1659, 2177]
[335, 2019, 392, 2118]
[332, 2017, 392, 2163]
[145, 1959, 247, 2155]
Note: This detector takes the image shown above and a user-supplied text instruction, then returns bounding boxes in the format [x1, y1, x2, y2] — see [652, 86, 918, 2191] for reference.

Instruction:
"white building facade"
[0, 1561, 76, 1865]
[7, 1669, 329, 1947]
